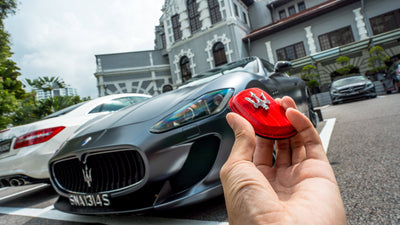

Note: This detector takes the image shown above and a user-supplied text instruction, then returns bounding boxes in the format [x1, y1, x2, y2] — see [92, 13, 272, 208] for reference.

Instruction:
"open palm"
[220, 97, 347, 225]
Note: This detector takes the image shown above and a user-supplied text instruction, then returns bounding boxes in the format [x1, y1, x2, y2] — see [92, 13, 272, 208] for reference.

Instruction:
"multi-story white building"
[94, 0, 400, 97]
[23, 83, 78, 100]
[35, 85, 78, 100]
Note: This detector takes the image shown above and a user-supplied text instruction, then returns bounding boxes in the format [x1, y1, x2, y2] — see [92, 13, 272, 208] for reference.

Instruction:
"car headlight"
[150, 88, 234, 133]
[330, 89, 338, 95]
[366, 82, 374, 88]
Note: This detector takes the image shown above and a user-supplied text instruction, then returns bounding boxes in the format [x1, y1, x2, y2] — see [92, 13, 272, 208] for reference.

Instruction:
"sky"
[5, 0, 165, 98]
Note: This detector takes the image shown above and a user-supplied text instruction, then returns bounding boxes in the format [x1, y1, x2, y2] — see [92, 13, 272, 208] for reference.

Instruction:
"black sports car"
[48, 57, 318, 214]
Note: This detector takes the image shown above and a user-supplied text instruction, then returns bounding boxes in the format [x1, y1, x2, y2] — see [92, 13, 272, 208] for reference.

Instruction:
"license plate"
[69, 193, 110, 207]
[0, 139, 12, 154]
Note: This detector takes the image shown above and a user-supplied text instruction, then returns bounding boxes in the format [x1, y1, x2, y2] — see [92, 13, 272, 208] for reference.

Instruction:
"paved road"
[0, 94, 399, 224]
[322, 94, 400, 225]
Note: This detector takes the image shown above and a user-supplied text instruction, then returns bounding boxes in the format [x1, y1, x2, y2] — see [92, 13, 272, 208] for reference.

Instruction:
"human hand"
[220, 96, 347, 225]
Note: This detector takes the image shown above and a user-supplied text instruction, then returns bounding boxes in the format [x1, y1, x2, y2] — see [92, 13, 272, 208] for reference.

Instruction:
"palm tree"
[36, 76, 66, 98]
[25, 78, 39, 102]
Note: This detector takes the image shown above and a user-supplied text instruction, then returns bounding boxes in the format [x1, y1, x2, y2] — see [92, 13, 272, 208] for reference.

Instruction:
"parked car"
[48, 56, 319, 214]
[330, 74, 377, 105]
[0, 93, 151, 187]
[387, 60, 400, 93]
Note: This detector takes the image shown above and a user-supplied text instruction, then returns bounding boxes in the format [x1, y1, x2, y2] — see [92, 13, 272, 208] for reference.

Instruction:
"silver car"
[330, 75, 377, 105]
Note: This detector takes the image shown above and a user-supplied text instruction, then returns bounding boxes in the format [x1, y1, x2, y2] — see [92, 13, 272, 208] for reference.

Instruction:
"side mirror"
[274, 61, 292, 73]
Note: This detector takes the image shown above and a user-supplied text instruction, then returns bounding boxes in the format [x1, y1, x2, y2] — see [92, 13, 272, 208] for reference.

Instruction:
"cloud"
[5, 0, 165, 98]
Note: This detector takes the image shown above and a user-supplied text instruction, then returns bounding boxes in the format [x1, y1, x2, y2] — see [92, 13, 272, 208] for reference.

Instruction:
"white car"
[0, 93, 151, 187]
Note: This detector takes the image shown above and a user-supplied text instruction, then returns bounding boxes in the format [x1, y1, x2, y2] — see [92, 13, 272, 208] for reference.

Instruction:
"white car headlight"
[150, 88, 234, 133]
[366, 82, 374, 88]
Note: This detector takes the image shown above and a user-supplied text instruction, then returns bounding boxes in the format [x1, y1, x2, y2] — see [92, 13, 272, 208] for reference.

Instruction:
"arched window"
[213, 42, 227, 67]
[187, 0, 201, 33]
[180, 56, 192, 82]
[208, 0, 222, 24]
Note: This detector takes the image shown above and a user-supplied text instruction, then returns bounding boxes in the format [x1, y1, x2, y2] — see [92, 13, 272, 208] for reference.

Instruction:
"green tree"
[368, 46, 390, 74]
[12, 95, 84, 126]
[331, 56, 359, 79]
[0, 0, 17, 62]
[26, 76, 66, 112]
[335, 56, 352, 75]
[0, 0, 25, 129]
[301, 64, 320, 94]
[33, 76, 66, 98]
[10, 93, 39, 125]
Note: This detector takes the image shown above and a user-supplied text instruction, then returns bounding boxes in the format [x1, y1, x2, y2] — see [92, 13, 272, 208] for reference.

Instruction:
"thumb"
[225, 112, 256, 162]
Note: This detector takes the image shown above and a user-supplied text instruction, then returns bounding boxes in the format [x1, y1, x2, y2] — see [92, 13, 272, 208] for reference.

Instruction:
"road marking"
[315, 105, 330, 110]
[0, 184, 50, 202]
[319, 118, 336, 153]
[0, 206, 229, 225]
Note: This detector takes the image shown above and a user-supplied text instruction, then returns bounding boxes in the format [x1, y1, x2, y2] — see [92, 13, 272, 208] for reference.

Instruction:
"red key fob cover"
[228, 88, 297, 139]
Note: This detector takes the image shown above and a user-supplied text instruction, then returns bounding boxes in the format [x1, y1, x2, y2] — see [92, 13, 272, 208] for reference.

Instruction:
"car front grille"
[338, 85, 365, 94]
[51, 148, 145, 194]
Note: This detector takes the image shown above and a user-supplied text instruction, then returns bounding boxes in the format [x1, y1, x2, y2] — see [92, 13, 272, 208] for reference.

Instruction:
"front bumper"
[330, 87, 376, 104]
[50, 112, 234, 214]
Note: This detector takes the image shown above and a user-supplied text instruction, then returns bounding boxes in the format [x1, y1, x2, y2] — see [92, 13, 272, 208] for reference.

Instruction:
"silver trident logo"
[82, 164, 92, 188]
[245, 91, 270, 111]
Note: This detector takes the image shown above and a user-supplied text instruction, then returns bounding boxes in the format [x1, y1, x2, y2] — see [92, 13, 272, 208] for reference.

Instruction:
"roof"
[244, 0, 359, 42]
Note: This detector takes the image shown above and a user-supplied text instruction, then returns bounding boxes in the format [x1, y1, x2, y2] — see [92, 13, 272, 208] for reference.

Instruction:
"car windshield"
[332, 76, 367, 87]
[88, 96, 150, 113]
[179, 57, 260, 88]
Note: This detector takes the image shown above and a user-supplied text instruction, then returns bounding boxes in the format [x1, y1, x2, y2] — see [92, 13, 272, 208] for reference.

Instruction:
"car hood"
[70, 71, 251, 137]
[75, 82, 216, 135]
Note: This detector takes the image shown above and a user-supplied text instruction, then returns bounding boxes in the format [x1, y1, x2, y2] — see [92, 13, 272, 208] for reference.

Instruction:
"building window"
[370, 9, 400, 35]
[288, 6, 296, 16]
[180, 56, 192, 82]
[279, 10, 287, 20]
[208, 0, 221, 24]
[298, 2, 306, 12]
[318, 26, 354, 51]
[161, 33, 166, 48]
[276, 42, 306, 61]
[171, 14, 182, 41]
[213, 42, 227, 67]
[187, 0, 202, 33]
[243, 12, 248, 25]
[234, 4, 239, 17]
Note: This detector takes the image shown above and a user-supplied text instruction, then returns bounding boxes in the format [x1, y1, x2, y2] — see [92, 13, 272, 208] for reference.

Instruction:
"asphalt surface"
[322, 94, 400, 224]
[0, 94, 399, 224]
